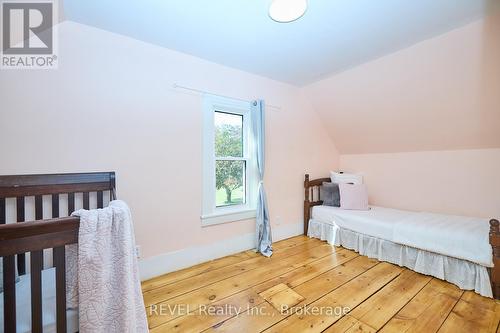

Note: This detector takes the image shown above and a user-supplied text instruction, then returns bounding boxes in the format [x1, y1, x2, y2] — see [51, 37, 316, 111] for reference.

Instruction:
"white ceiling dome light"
[269, 0, 308, 23]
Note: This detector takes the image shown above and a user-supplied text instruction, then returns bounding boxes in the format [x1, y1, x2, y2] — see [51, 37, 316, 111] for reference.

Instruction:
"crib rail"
[0, 172, 116, 333]
[0, 172, 116, 198]
[0, 217, 79, 256]
[0, 172, 116, 275]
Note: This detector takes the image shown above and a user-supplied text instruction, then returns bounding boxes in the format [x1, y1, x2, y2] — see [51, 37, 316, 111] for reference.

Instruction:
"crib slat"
[68, 193, 75, 215]
[51, 194, 61, 278]
[83, 192, 89, 210]
[34, 196, 45, 271]
[35, 195, 43, 220]
[0, 198, 5, 224]
[97, 190, 104, 208]
[54, 246, 67, 333]
[30, 250, 43, 333]
[30, 195, 43, 333]
[17, 196, 26, 275]
[33, 195, 48, 308]
[3, 255, 16, 333]
[16, 197, 25, 221]
[52, 193, 60, 218]
[33, 195, 45, 293]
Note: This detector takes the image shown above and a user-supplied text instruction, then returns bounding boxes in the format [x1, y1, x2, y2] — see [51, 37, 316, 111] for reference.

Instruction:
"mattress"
[312, 205, 412, 241]
[311, 205, 492, 267]
[0, 268, 78, 333]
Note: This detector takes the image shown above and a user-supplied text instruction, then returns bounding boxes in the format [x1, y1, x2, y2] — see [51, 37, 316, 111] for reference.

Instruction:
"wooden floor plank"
[270, 235, 320, 250]
[208, 301, 286, 333]
[241, 250, 260, 258]
[261, 284, 305, 310]
[142, 236, 315, 292]
[142, 236, 500, 333]
[252, 248, 358, 293]
[141, 252, 251, 292]
[323, 315, 377, 333]
[288, 256, 379, 306]
[147, 243, 340, 328]
[150, 289, 264, 333]
[379, 278, 463, 333]
[209, 256, 378, 333]
[262, 262, 404, 333]
[438, 291, 499, 333]
[340, 269, 432, 330]
[151, 248, 361, 332]
[144, 238, 325, 306]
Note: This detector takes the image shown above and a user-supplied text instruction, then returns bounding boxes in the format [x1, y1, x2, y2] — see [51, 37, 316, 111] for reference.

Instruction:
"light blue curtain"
[252, 100, 273, 257]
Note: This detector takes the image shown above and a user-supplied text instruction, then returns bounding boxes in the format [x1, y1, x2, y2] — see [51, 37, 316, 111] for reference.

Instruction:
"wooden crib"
[0, 172, 116, 333]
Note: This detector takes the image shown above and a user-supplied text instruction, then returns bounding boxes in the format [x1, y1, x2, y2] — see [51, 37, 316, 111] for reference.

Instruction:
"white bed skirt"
[308, 219, 492, 298]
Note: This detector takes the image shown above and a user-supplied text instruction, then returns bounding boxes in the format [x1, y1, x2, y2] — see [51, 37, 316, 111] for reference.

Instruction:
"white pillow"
[330, 171, 363, 185]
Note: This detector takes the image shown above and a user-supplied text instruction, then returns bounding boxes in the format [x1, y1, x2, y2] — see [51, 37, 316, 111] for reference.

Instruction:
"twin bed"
[304, 174, 500, 299]
[0, 172, 116, 333]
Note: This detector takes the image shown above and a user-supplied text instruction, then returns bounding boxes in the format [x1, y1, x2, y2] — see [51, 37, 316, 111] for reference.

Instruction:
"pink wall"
[303, 12, 500, 219]
[304, 11, 500, 154]
[340, 149, 500, 218]
[0, 22, 339, 260]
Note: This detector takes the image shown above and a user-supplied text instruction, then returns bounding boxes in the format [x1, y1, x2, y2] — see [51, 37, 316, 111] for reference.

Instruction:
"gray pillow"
[320, 182, 340, 207]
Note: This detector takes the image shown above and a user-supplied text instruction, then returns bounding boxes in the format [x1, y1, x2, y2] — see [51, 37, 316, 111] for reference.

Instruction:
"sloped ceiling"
[63, 0, 497, 86]
[304, 10, 500, 154]
[62, 0, 500, 154]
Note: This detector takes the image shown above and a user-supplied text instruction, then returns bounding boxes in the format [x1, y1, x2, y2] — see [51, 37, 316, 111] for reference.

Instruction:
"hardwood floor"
[142, 236, 500, 333]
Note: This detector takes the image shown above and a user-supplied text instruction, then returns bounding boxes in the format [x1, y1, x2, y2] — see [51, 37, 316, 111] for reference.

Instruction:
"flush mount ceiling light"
[269, 0, 308, 23]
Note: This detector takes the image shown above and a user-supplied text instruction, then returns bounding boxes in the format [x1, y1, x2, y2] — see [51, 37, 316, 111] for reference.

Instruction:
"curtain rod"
[172, 83, 282, 111]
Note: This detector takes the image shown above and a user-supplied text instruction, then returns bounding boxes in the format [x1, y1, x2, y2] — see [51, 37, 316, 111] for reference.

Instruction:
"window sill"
[201, 208, 256, 227]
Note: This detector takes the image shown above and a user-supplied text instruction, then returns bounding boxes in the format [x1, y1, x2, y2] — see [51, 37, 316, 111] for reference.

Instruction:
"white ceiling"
[64, 0, 497, 86]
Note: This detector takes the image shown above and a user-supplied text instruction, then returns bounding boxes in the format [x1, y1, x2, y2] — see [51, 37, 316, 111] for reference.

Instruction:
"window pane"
[216, 160, 246, 207]
[215, 112, 243, 157]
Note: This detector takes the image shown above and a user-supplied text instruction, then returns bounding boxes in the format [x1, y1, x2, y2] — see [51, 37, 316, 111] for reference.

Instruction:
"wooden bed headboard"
[303, 174, 330, 236]
[0, 172, 116, 333]
[303, 173, 500, 300]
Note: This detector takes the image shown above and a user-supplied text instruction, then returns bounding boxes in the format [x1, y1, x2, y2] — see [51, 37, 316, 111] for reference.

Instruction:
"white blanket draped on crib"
[66, 200, 149, 333]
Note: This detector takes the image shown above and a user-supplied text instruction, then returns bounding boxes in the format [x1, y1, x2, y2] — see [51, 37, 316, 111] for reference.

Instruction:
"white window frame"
[201, 95, 257, 226]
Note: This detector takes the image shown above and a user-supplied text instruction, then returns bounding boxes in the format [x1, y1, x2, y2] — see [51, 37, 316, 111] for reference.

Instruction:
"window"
[215, 112, 246, 207]
[202, 95, 257, 226]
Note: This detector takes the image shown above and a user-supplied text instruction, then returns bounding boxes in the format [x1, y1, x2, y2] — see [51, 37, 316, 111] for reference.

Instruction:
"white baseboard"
[273, 221, 304, 241]
[139, 222, 304, 281]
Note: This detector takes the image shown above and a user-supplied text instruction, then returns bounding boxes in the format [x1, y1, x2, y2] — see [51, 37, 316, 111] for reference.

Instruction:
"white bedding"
[393, 212, 492, 267]
[312, 205, 492, 267]
[0, 268, 78, 333]
[312, 206, 414, 241]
